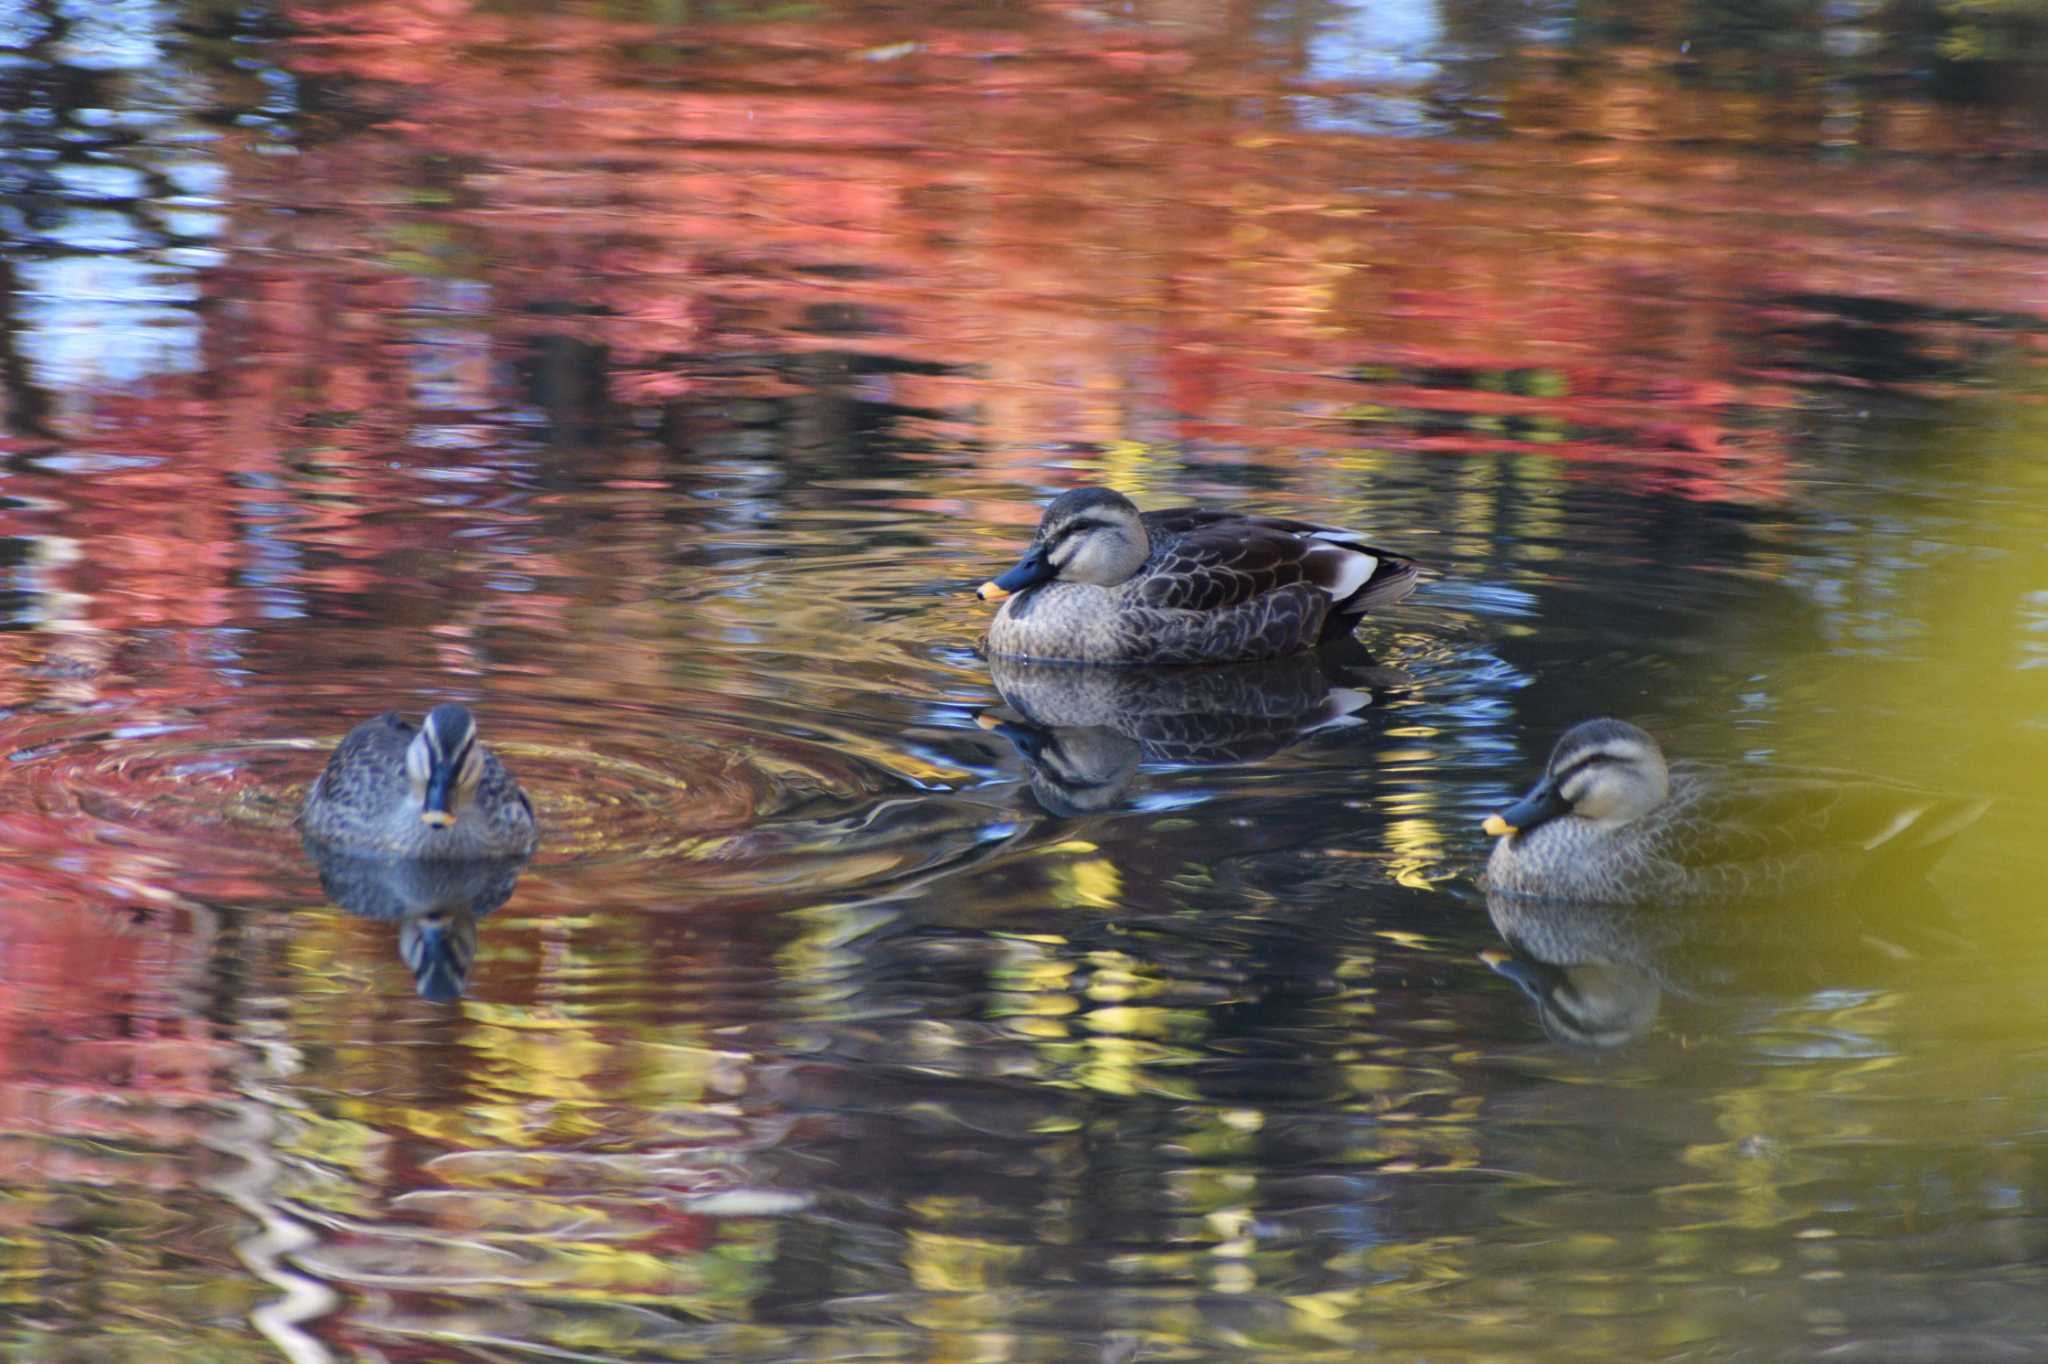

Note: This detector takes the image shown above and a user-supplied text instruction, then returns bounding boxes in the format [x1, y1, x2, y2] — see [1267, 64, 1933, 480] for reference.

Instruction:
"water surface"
[2, 1, 2047, 1359]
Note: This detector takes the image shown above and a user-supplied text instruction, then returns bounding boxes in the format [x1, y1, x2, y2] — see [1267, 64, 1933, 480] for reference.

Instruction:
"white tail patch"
[1304, 687, 1374, 732]
[1304, 543, 1377, 602]
[1861, 803, 1930, 851]
[1307, 528, 1368, 547]
[1857, 933, 1917, 962]
[1325, 686, 1373, 716]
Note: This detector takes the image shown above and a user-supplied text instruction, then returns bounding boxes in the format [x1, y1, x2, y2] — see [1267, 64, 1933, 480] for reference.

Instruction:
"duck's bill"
[421, 763, 461, 827]
[976, 711, 1049, 761]
[975, 545, 1055, 602]
[1484, 776, 1570, 837]
[1479, 949, 1565, 1000]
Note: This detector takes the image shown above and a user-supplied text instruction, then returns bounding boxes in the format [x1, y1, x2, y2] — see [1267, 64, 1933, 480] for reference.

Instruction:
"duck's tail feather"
[1312, 548, 1421, 639]
[1857, 793, 1991, 883]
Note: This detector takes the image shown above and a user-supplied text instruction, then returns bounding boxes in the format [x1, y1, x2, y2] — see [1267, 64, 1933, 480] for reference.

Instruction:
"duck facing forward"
[976, 488, 1420, 665]
[299, 704, 538, 859]
[1483, 718, 1985, 906]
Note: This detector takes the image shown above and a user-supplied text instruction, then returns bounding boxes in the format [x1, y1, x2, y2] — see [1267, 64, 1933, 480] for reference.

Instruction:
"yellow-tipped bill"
[1482, 813, 1515, 837]
[974, 712, 1003, 731]
[1478, 948, 1511, 966]
[976, 580, 1010, 602]
[421, 810, 457, 829]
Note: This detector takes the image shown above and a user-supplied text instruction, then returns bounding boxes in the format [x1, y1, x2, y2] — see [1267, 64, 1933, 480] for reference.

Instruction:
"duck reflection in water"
[1479, 718, 1987, 1046]
[302, 840, 528, 1001]
[1482, 883, 1980, 1048]
[979, 653, 1401, 816]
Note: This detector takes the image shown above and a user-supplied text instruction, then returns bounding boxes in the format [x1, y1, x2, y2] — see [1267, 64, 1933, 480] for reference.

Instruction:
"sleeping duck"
[976, 488, 1419, 666]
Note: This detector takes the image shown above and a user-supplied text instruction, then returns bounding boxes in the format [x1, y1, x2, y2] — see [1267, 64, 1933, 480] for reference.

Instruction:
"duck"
[1482, 870, 1974, 1048]
[1482, 717, 1985, 906]
[975, 487, 1419, 665]
[298, 704, 538, 859]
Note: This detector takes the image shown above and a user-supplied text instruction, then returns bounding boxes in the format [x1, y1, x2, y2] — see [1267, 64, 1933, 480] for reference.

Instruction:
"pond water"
[3, 1, 2048, 1359]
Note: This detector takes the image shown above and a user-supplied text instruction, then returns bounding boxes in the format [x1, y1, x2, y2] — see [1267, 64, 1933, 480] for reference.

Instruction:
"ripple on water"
[501, 738, 780, 865]
[0, 713, 310, 874]
[0, 697, 926, 886]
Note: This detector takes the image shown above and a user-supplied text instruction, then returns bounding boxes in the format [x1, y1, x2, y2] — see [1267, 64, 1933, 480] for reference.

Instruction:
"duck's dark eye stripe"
[1049, 517, 1115, 546]
[1553, 752, 1616, 787]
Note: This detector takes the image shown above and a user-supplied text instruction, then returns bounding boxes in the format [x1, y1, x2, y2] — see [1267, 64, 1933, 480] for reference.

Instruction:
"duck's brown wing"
[298, 711, 415, 836]
[1145, 507, 1346, 540]
[1136, 511, 1419, 619]
[310, 712, 411, 794]
[1131, 520, 1310, 612]
[1654, 769, 1987, 891]
[476, 746, 540, 840]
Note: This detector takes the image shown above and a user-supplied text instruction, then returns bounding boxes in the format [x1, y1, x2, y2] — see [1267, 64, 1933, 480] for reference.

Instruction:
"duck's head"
[1483, 718, 1669, 838]
[405, 703, 487, 830]
[1481, 949, 1661, 1048]
[400, 907, 480, 1002]
[977, 711, 1140, 816]
[977, 488, 1150, 601]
